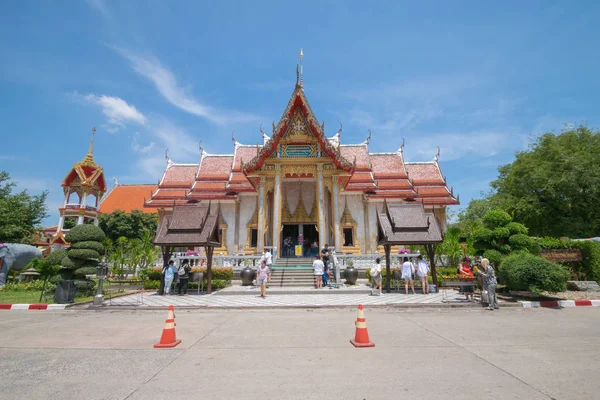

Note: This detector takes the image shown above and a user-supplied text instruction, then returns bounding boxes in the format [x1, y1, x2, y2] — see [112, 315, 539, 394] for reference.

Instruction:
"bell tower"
[52, 127, 106, 249]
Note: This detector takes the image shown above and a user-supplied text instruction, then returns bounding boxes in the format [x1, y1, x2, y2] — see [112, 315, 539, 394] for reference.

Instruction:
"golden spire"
[80, 126, 98, 167]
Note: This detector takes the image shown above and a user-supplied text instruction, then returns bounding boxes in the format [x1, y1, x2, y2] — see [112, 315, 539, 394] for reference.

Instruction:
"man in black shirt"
[321, 244, 330, 287]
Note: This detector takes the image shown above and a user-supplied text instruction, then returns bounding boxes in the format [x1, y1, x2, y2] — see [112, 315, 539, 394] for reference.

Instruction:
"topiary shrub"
[500, 253, 570, 295]
[506, 222, 528, 236]
[493, 227, 511, 239]
[67, 248, 100, 261]
[65, 224, 106, 243]
[509, 234, 531, 250]
[483, 249, 504, 266]
[70, 241, 105, 254]
[74, 267, 97, 277]
[572, 241, 600, 282]
[482, 209, 512, 229]
[45, 249, 68, 266]
[73, 279, 96, 296]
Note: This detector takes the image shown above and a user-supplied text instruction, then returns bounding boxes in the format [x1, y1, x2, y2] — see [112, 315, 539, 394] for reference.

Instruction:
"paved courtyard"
[103, 287, 510, 308]
[0, 307, 599, 399]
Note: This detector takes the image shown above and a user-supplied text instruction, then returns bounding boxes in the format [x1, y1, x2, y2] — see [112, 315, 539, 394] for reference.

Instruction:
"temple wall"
[367, 201, 380, 253]
[220, 201, 236, 254]
[342, 194, 365, 252]
[238, 194, 258, 251]
[283, 180, 316, 216]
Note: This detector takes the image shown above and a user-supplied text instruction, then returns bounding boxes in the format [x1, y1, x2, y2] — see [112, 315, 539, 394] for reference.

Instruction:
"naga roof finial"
[231, 130, 236, 144]
[366, 129, 372, 145]
[435, 146, 440, 162]
[338, 122, 342, 136]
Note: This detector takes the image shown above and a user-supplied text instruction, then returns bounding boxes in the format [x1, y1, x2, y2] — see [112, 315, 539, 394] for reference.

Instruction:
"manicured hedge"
[73, 279, 96, 296]
[572, 241, 600, 282]
[74, 267, 97, 277]
[500, 253, 570, 295]
[45, 249, 68, 266]
[190, 267, 233, 281]
[68, 249, 100, 261]
[64, 224, 106, 243]
[70, 241, 105, 254]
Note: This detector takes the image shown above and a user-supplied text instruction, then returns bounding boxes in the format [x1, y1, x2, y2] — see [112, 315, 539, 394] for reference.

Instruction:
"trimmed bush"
[70, 241, 105, 254]
[68, 249, 100, 261]
[142, 280, 160, 290]
[146, 268, 163, 281]
[498, 244, 512, 254]
[572, 241, 600, 282]
[45, 249, 68, 266]
[509, 234, 531, 250]
[483, 249, 504, 266]
[74, 267, 97, 276]
[506, 222, 528, 236]
[493, 227, 511, 239]
[73, 279, 96, 296]
[472, 228, 493, 244]
[190, 267, 233, 282]
[482, 209, 512, 229]
[64, 224, 106, 243]
[500, 253, 570, 295]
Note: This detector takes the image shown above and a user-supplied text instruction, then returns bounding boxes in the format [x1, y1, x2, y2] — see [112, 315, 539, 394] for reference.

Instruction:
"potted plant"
[345, 259, 358, 285]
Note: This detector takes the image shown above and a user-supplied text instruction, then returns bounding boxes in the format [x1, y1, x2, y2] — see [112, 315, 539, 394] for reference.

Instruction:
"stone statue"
[0, 243, 42, 287]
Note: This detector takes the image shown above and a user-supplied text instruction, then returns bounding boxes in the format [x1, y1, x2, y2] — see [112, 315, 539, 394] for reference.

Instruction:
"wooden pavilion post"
[159, 246, 172, 295]
[206, 246, 214, 294]
[384, 244, 391, 293]
[426, 244, 438, 286]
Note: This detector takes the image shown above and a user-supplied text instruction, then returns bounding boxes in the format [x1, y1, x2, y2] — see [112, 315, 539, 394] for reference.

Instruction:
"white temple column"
[234, 199, 240, 253]
[272, 167, 282, 257]
[332, 177, 341, 252]
[317, 165, 326, 250]
[363, 197, 370, 254]
[94, 218, 99, 226]
[77, 214, 84, 225]
[57, 216, 65, 232]
[257, 180, 266, 253]
[80, 192, 88, 208]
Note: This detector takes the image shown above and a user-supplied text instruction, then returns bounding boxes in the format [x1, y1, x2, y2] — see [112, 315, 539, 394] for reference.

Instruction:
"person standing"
[321, 244, 330, 287]
[257, 260, 270, 299]
[370, 257, 383, 296]
[401, 257, 416, 295]
[177, 259, 191, 296]
[262, 249, 273, 286]
[313, 255, 324, 289]
[477, 258, 499, 310]
[416, 255, 430, 294]
[162, 260, 178, 296]
[458, 257, 475, 301]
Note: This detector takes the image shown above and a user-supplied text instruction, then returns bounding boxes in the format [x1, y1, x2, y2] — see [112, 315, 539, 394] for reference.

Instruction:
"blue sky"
[1, 0, 599, 225]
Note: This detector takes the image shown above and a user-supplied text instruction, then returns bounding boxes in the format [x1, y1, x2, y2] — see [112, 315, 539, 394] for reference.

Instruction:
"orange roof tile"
[100, 184, 157, 214]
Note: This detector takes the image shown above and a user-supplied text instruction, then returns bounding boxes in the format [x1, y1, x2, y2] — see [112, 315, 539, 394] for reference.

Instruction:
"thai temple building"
[143, 63, 459, 257]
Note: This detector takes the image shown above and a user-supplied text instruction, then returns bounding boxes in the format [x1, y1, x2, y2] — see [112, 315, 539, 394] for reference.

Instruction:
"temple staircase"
[270, 257, 315, 287]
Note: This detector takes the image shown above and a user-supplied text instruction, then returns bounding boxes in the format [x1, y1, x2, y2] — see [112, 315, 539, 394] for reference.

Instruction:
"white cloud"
[111, 46, 260, 126]
[131, 132, 155, 154]
[83, 94, 147, 131]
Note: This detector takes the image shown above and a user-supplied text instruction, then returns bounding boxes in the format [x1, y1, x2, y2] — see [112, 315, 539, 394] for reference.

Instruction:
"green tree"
[99, 209, 158, 241]
[489, 125, 600, 237]
[0, 171, 48, 243]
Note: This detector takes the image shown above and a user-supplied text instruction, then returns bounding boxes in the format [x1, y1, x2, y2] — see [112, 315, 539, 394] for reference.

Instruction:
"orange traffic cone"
[154, 305, 182, 348]
[350, 304, 375, 348]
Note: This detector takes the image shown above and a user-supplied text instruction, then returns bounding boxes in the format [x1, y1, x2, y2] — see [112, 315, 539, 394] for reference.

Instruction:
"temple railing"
[334, 252, 422, 270]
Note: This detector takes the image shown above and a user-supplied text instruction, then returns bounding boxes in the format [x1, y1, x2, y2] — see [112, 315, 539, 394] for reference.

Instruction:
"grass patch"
[0, 291, 94, 305]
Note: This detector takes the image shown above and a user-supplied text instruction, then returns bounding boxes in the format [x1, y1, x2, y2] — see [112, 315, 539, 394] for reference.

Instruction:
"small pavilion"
[153, 203, 221, 294]
[376, 202, 443, 293]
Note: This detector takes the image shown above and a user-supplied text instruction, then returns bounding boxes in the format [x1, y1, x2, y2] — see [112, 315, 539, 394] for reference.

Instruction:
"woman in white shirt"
[416, 255, 430, 294]
[313, 255, 324, 289]
[370, 257, 383, 296]
[401, 257, 416, 295]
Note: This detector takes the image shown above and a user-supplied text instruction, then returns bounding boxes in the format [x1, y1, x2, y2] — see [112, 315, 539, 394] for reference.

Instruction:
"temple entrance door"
[302, 224, 318, 257]
[281, 224, 299, 258]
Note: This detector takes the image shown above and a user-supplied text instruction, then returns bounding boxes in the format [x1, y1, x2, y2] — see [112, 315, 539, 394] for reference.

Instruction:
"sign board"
[295, 245, 303, 257]
[284, 145, 315, 158]
[540, 249, 582, 263]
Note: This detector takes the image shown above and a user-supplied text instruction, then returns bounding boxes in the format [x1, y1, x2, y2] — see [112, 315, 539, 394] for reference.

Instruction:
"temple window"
[343, 227, 354, 246]
[67, 191, 81, 205]
[86, 193, 98, 209]
[250, 229, 258, 248]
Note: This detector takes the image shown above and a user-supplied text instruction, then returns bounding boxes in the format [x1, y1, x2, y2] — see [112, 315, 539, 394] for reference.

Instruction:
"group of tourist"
[312, 244, 331, 288]
[161, 259, 192, 296]
[456, 256, 498, 309]
[368, 256, 431, 296]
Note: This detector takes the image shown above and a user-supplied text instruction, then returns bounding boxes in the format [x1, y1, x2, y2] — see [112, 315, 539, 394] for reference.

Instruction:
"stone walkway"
[102, 288, 511, 308]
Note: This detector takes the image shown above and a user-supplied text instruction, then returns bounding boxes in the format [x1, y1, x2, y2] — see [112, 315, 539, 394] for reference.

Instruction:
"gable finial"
[338, 122, 342, 136]
[198, 141, 204, 154]
[321, 121, 325, 133]
[231, 130, 236, 144]
[366, 129, 372, 145]
[165, 148, 169, 161]
[272, 120, 276, 134]
[112, 176, 118, 187]
[398, 137, 405, 154]
[260, 123, 265, 136]
[435, 146, 440, 162]
[299, 48, 304, 90]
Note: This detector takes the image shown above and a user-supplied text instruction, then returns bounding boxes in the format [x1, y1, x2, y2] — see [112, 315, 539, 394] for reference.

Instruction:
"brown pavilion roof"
[376, 202, 443, 245]
[153, 203, 220, 247]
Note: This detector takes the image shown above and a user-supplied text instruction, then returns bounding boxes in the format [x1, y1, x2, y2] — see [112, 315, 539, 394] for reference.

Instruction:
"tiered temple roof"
[144, 79, 459, 209]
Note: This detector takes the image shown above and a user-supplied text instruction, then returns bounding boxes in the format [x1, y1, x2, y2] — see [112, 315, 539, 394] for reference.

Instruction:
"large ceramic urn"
[240, 266, 256, 286]
[345, 264, 358, 285]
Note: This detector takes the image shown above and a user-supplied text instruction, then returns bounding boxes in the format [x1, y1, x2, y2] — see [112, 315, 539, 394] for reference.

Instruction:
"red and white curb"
[0, 304, 67, 310]
[521, 300, 600, 308]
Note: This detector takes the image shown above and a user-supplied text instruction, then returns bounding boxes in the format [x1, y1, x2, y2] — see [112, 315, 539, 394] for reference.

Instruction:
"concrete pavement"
[0, 307, 599, 399]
